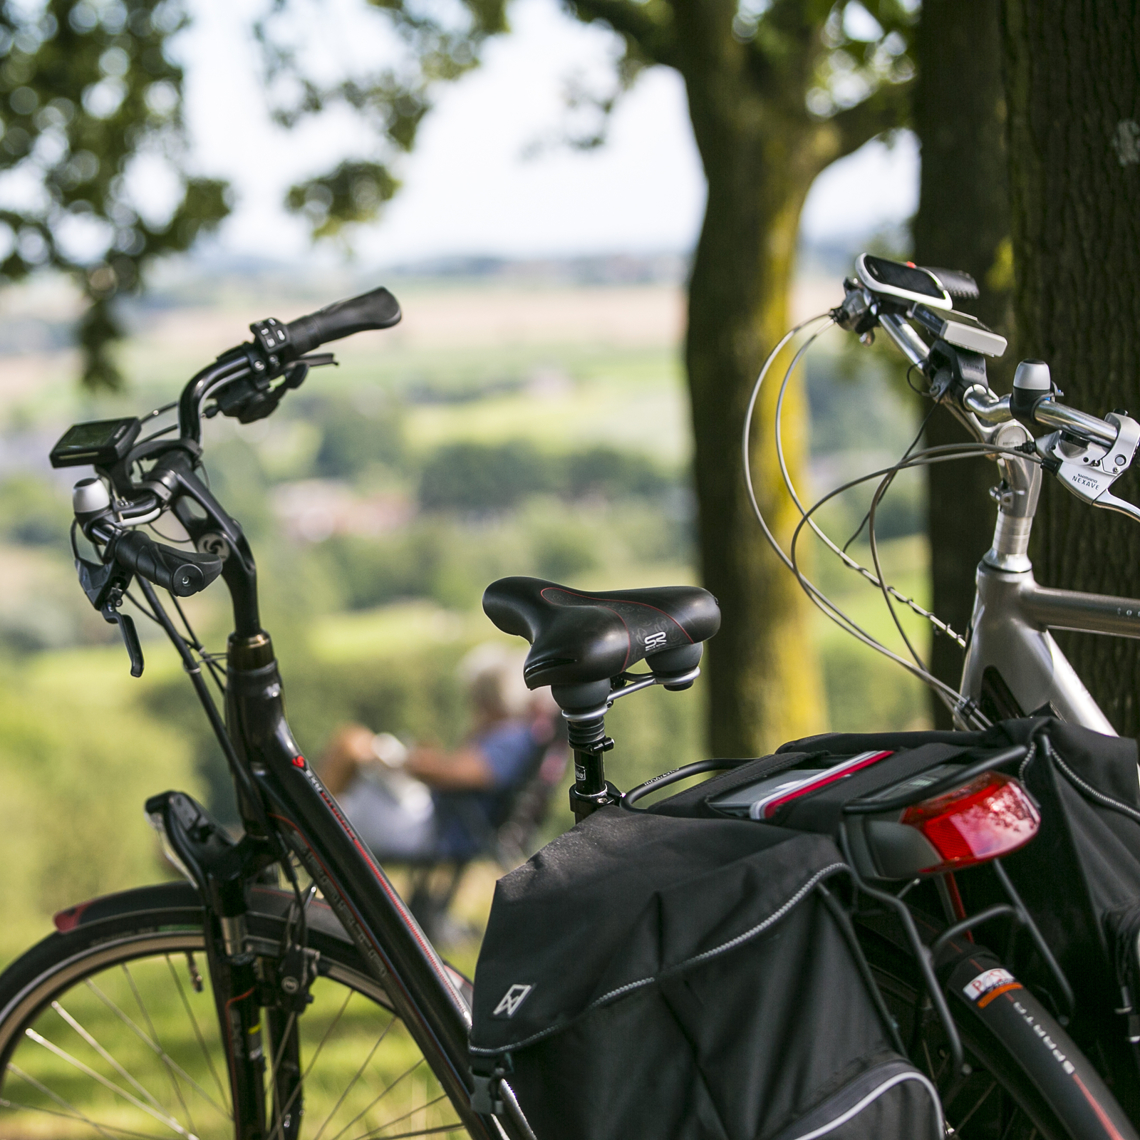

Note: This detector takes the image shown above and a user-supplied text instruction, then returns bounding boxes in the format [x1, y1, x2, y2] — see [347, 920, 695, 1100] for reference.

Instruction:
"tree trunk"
[564, 0, 908, 757]
[1002, 0, 1140, 733]
[682, 85, 827, 757]
[913, 0, 1013, 727]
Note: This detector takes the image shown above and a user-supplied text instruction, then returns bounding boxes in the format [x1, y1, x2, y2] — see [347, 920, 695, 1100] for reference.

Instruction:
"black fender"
[941, 941, 1138, 1140]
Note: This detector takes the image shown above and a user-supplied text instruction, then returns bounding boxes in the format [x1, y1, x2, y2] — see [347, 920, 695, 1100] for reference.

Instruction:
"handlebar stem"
[161, 453, 262, 637]
[962, 386, 1012, 424]
[984, 426, 1043, 574]
[878, 312, 930, 367]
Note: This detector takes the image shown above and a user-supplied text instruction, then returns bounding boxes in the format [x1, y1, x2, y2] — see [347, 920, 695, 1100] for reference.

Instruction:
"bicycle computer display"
[50, 417, 141, 468]
[856, 254, 952, 309]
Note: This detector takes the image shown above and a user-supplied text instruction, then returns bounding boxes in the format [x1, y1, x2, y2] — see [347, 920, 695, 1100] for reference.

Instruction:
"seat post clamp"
[569, 781, 623, 821]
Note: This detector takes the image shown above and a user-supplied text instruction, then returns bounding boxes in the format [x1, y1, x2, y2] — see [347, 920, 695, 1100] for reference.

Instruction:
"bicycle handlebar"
[107, 529, 223, 597]
[1028, 400, 1119, 446]
[59, 285, 400, 651]
[177, 285, 401, 442]
[281, 286, 401, 356]
[964, 387, 1120, 447]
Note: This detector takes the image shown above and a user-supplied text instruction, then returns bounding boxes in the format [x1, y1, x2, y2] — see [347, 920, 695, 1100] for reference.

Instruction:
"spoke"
[358, 1126, 463, 1139]
[86, 978, 224, 1112]
[951, 1077, 997, 1133]
[312, 1018, 397, 1140]
[327, 1055, 424, 1140]
[998, 1110, 1035, 1140]
[0, 1090, 172, 1140]
[50, 1000, 170, 1116]
[267, 1010, 298, 1095]
[122, 962, 200, 1139]
[24, 1028, 197, 1139]
[265, 1010, 298, 1140]
[166, 954, 230, 1115]
[934, 1046, 952, 1086]
[348, 1092, 448, 1140]
[266, 989, 368, 1140]
[303, 987, 355, 1084]
[921, 1036, 936, 1080]
[7, 1062, 150, 1140]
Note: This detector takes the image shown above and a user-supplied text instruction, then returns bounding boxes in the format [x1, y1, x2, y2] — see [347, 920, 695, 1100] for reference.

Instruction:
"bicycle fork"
[209, 923, 268, 1140]
[147, 790, 312, 1140]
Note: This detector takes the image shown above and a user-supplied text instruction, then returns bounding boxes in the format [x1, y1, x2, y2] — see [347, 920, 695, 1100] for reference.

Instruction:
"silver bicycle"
[748, 252, 1140, 735]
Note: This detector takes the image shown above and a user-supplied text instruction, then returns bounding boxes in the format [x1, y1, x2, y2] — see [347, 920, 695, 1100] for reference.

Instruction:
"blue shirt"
[433, 719, 540, 858]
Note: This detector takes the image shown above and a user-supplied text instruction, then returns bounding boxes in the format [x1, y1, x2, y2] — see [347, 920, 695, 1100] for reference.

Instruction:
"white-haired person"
[319, 643, 562, 862]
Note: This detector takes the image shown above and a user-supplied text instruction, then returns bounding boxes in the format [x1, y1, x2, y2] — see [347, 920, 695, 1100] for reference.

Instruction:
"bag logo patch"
[493, 983, 533, 1018]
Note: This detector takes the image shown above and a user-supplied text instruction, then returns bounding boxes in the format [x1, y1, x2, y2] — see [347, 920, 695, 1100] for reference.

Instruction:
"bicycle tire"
[0, 881, 478, 1140]
[859, 922, 1084, 1140]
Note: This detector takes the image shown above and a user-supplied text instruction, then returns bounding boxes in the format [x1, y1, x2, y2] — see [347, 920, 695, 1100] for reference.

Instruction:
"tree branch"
[564, 0, 678, 69]
[828, 76, 913, 159]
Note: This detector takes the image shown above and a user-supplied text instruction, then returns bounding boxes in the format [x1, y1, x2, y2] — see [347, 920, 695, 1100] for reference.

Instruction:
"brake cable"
[741, 314, 1021, 724]
[744, 317, 972, 712]
[785, 443, 1045, 724]
[770, 324, 967, 647]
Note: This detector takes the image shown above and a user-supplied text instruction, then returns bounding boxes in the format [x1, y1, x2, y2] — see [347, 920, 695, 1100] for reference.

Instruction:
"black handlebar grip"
[923, 267, 980, 300]
[110, 530, 224, 597]
[284, 286, 402, 356]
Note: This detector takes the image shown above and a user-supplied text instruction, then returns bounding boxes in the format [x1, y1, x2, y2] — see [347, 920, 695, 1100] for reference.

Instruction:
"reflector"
[901, 772, 1039, 872]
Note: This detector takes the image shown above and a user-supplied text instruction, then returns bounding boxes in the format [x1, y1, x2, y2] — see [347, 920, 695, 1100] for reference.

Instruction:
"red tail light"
[901, 772, 1040, 873]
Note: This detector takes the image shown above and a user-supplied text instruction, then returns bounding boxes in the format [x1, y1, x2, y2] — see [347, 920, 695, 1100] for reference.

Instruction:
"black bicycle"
[0, 289, 534, 1140]
[0, 284, 1135, 1140]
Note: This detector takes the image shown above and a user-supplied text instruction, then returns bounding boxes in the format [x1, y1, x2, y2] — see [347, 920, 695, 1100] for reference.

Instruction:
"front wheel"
[0, 882, 477, 1140]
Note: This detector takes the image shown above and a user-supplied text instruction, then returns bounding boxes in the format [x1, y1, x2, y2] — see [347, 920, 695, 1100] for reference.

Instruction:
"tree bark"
[913, 0, 1013, 727]
[683, 100, 827, 757]
[1002, 0, 1140, 733]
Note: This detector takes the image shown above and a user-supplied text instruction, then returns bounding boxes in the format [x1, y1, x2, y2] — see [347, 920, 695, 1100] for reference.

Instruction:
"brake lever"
[75, 555, 145, 676]
[105, 604, 144, 677]
[205, 353, 337, 424]
[1039, 411, 1140, 518]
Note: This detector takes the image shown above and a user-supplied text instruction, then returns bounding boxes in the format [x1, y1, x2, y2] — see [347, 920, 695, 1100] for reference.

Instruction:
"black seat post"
[562, 704, 620, 822]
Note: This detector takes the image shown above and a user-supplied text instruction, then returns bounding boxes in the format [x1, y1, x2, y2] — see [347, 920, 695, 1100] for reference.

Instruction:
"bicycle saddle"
[483, 576, 720, 711]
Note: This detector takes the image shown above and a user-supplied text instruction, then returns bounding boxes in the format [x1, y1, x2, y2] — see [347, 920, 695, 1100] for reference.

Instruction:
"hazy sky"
[180, 0, 918, 265]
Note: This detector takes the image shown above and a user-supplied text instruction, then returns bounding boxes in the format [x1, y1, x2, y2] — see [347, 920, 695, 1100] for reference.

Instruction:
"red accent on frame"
[53, 900, 93, 933]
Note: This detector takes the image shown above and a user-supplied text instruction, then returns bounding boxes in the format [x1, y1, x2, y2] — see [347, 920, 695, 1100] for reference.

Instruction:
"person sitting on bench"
[320, 643, 559, 862]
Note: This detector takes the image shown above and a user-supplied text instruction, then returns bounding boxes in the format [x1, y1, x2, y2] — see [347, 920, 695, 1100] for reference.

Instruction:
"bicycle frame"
[963, 560, 1140, 733]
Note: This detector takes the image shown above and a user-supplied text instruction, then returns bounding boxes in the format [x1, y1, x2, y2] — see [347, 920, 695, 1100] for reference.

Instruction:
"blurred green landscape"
[0, 254, 935, 959]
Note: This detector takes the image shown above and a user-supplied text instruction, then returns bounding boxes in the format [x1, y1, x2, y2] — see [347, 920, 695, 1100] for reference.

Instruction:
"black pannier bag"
[470, 809, 942, 1140]
[999, 720, 1140, 1112]
[758, 717, 1140, 1118]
